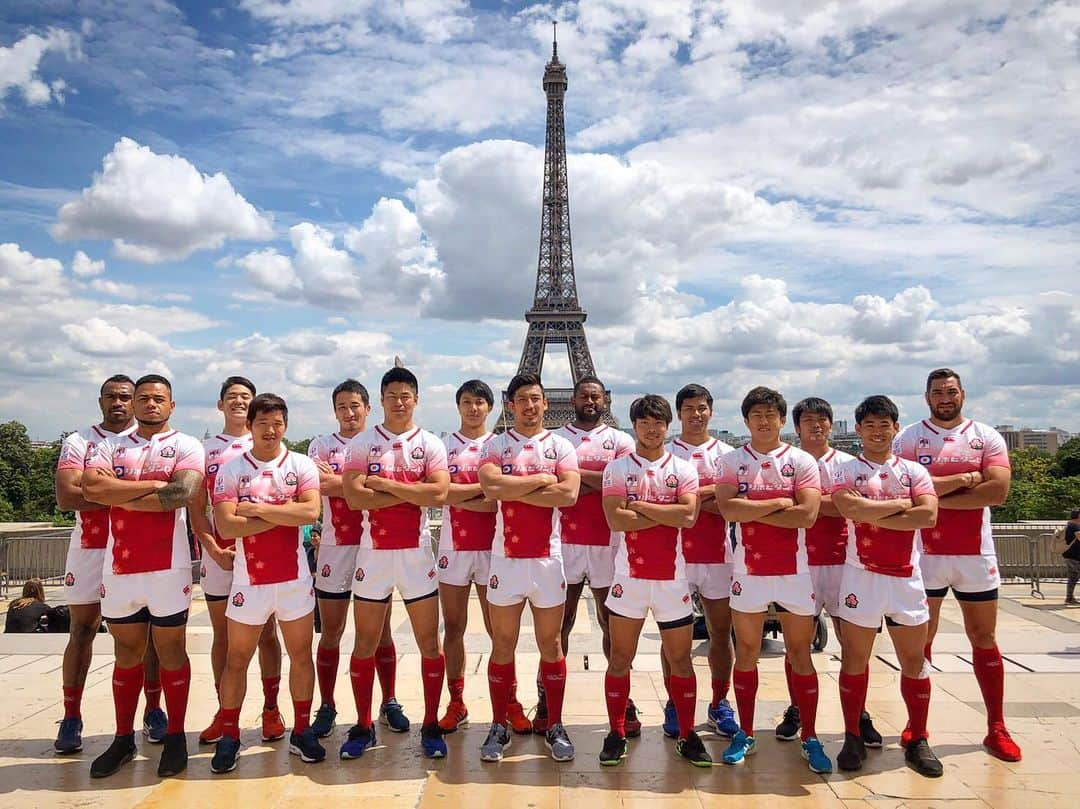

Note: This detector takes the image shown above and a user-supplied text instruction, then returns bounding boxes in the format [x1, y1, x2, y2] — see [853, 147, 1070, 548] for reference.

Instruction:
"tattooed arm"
[122, 470, 204, 512]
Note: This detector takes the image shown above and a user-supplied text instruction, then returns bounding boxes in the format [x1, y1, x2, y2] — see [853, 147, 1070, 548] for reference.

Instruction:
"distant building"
[715, 430, 745, 447]
[831, 432, 862, 455]
[834, 419, 849, 434]
[995, 426, 1061, 453]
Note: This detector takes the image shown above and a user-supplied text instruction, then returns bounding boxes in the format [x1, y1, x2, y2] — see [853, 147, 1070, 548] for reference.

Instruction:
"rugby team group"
[49, 365, 1020, 782]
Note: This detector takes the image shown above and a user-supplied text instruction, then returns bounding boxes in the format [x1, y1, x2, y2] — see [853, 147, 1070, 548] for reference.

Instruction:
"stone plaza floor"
[1, 580, 1079, 808]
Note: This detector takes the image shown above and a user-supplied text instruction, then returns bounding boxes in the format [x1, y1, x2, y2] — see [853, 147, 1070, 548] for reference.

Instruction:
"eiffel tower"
[500, 24, 615, 430]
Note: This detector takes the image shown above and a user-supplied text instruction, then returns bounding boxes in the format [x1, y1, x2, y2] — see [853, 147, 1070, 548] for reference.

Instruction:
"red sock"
[838, 669, 869, 736]
[488, 660, 515, 725]
[262, 675, 281, 710]
[901, 675, 931, 739]
[783, 656, 796, 706]
[143, 675, 162, 712]
[161, 660, 191, 735]
[663, 674, 672, 702]
[375, 643, 397, 702]
[509, 674, 519, 706]
[349, 655, 376, 728]
[972, 645, 1005, 727]
[293, 699, 312, 734]
[604, 673, 630, 735]
[421, 654, 445, 726]
[732, 667, 758, 736]
[924, 642, 933, 665]
[220, 706, 241, 740]
[540, 658, 567, 725]
[112, 663, 144, 736]
[710, 676, 730, 709]
[669, 674, 698, 740]
[316, 646, 339, 707]
[448, 677, 465, 703]
[790, 671, 819, 741]
[63, 685, 83, 721]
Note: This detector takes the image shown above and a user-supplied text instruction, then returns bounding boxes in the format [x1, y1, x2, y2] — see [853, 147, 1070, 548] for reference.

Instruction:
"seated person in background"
[5, 579, 54, 633]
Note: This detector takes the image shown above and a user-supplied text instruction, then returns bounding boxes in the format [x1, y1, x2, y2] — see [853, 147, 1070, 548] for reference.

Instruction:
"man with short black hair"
[1064, 509, 1080, 605]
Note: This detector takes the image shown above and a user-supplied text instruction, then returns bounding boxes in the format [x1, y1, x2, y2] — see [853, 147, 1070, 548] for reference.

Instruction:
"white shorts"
[606, 576, 693, 625]
[837, 565, 929, 629]
[199, 550, 233, 600]
[352, 545, 438, 602]
[315, 544, 360, 597]
[686, 562, 733, 600]
[920, 554, 1001, 596]
[101, 567, 193, 621]
[810, 564, 845, 617]
[729, 572, 816, 616]
[486, 555, 566, 609]
[562, 544, 617, 589]
[435, 543, 491, 587]
[64, 545, 105, 606]
[227, 577, 315, 626]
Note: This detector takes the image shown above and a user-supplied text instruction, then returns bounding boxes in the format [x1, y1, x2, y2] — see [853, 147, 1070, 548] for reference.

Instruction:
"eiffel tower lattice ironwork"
[500, 24, 616, 430]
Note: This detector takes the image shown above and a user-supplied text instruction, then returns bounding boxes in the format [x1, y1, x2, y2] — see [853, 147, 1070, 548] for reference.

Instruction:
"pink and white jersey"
[804, 447, 855, 567]
[833, 455, 937, 578]
[479, 429, 578, 559]
[442, 431, 497, 552]
[308, 433, 364, 547]
[602, 452, 699, 581]
[86, 430, 204, 575]
[213, 449, 320, 586]
[894, 419, 1010, 556]
[717, 443, 820, 577]
[203, 432, 253, 549]
[342, 425, 448, 551]
[555, 424, 634, 547]
[58, 424, 135, 550]
[670, 436, 733, 564]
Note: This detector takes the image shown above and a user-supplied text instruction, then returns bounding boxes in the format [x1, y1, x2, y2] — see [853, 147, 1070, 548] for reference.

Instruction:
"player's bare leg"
[59, 602, 101, 751]
[256, 617, 284, 740]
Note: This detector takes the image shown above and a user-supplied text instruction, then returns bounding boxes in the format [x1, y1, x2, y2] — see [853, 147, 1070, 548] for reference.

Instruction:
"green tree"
[284, 437, 312, 455]
[0, 421, 34, 518]
[1050, 436, 1080, 478]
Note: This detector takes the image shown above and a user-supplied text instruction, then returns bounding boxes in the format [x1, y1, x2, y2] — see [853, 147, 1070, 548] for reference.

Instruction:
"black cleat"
[860, 711, 883, 748]
[905, 737, 944, 778]
[157, 732, 188, 777]
[675, 730, 713, 767]
[775, 705, 801, 741]
[90, 734, 137, 778]
[598, 731, 627, 766]
[837, 732, 867, 771]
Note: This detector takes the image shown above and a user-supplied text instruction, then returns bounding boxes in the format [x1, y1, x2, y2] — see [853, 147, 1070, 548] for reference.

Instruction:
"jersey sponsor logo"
[449, 464, 459, 474]
[665, 473, 678, 489]
[232, 592, 245, 607]
[781, 463, 795, 478]
[330, 463, 340, 473]
[970, 437, 985, 450]
[544, 447, 557, 460]
[354, 567, 365, 581]
[489, 574, 499, 589]
[208, 463, 220, 475]
[737, 482, 749, 494]
[411, 446, 425, 460]
[844, 593, 859, 608]
[731, 580, 742, 596]
[438, 555, 449, 569]
[321, 564, 331, 578]
[368, 462, 382, 474]
[611, 583, 624, 598]
[918, 455, 932, 465]
[160, 445, 176, 458]
[113, 465, 126, 477]
[501, 464, 513, 474]
[284, 471, 298, 486]
[65, 572, 75, 586]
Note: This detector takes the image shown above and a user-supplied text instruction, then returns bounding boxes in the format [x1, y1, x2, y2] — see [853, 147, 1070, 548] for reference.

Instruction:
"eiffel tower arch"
[499, 24, 617, 431]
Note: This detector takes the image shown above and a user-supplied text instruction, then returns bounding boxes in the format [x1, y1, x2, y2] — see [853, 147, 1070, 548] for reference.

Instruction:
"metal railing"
[0, 527, 72, 597]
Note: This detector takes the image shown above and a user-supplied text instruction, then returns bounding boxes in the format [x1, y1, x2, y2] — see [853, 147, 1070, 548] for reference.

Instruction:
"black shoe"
[624, 699, 642, 738]
[905, 737, 944, 778]
[837, 732, 866, 771]
[675, 730, 713, 767]
[90, 734, 136, 778]
[859, 711, 883, 748]
[775, 705, 801, 741]
[157, 732, 188, 777]
[210, 737, 240, 774]
[599, 730, 627, 766]
[289, 727, 326, 763]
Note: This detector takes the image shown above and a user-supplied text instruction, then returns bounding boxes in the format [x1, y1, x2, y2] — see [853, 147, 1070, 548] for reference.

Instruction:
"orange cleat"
[506, 700, 533, 735]
[262, 707, 286, 742]
[438, 700, 469, 733]
[984, 724, 1022, 762]
[199, 710, 224, 745]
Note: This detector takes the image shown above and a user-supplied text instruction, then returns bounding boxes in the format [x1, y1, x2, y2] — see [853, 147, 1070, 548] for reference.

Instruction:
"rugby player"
[82, 374, 204, 778]
[477, 373, 580, 762]
[599, 395, 708, 766]
[894, 369, 1020, 761]
[189, 377, 286, 745]
[308, 380, 406, 739]
[209, 393, 324, 773]
[552, 376, 636, 735]
[668, 383, 739, 739]
[54, 375, 167, 753]
[832, 395, 943, 777]
[340, 367, 451, 760]
[714, 386, 831, 773]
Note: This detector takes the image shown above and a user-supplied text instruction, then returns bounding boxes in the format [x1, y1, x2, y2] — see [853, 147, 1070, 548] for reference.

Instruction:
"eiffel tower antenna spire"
[498, 28, 615, 430]
[552, 20, 558, 60]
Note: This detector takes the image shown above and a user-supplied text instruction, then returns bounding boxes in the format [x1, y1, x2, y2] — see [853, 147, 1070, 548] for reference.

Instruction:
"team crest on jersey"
[284, 471, 298, 486]
[969, 437, 984, 450]
[544, 447, 557, 460]
[355, 567, 365, 581]
[781, 463, 795, 478]
[232, 592, 245, 607]
[65, 572, 75, 587]
[321, 564, 331, 578]
[411, 446, 425, 460]
[489, 574, 499, 589]
[160, 446, 176, 458]
[665, 473, 678, 489]
[731, 581, 742, 596]
[603, 438, 615, 451]
[438, 555, 449, 569]
[844, 593, 859, 609]
[900, 473, 912, 486]
[611, 583, 624, 598]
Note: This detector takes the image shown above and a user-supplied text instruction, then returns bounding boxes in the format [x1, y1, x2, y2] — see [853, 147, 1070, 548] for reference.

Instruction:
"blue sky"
[1, 0, 1077, 440]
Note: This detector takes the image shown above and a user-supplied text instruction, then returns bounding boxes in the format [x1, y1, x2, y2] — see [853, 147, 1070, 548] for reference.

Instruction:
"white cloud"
[71, 250, 104, 276]
[0, 28, 80, 109]
[87, 278, 139, 299]
[61, 318, 168, 356]
[52, 137, 273, 263]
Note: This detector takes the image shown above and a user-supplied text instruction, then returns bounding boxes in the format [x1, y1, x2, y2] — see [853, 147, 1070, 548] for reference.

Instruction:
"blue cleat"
[289, 727, 326, 763]
[379, 698, 410, 733]
[143, 708, 168, 744]
[802, 737, 833, 774]
[340, 724, 377, 759]
[722, 729, 757, 764]
[210, 737, 240, 774]
[707, 699, 741, 738]
[662, 700, 680, 739]
[55, 717, 83, 754]
[311, 703, 337, 739]
[420, 722, 447, 758]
